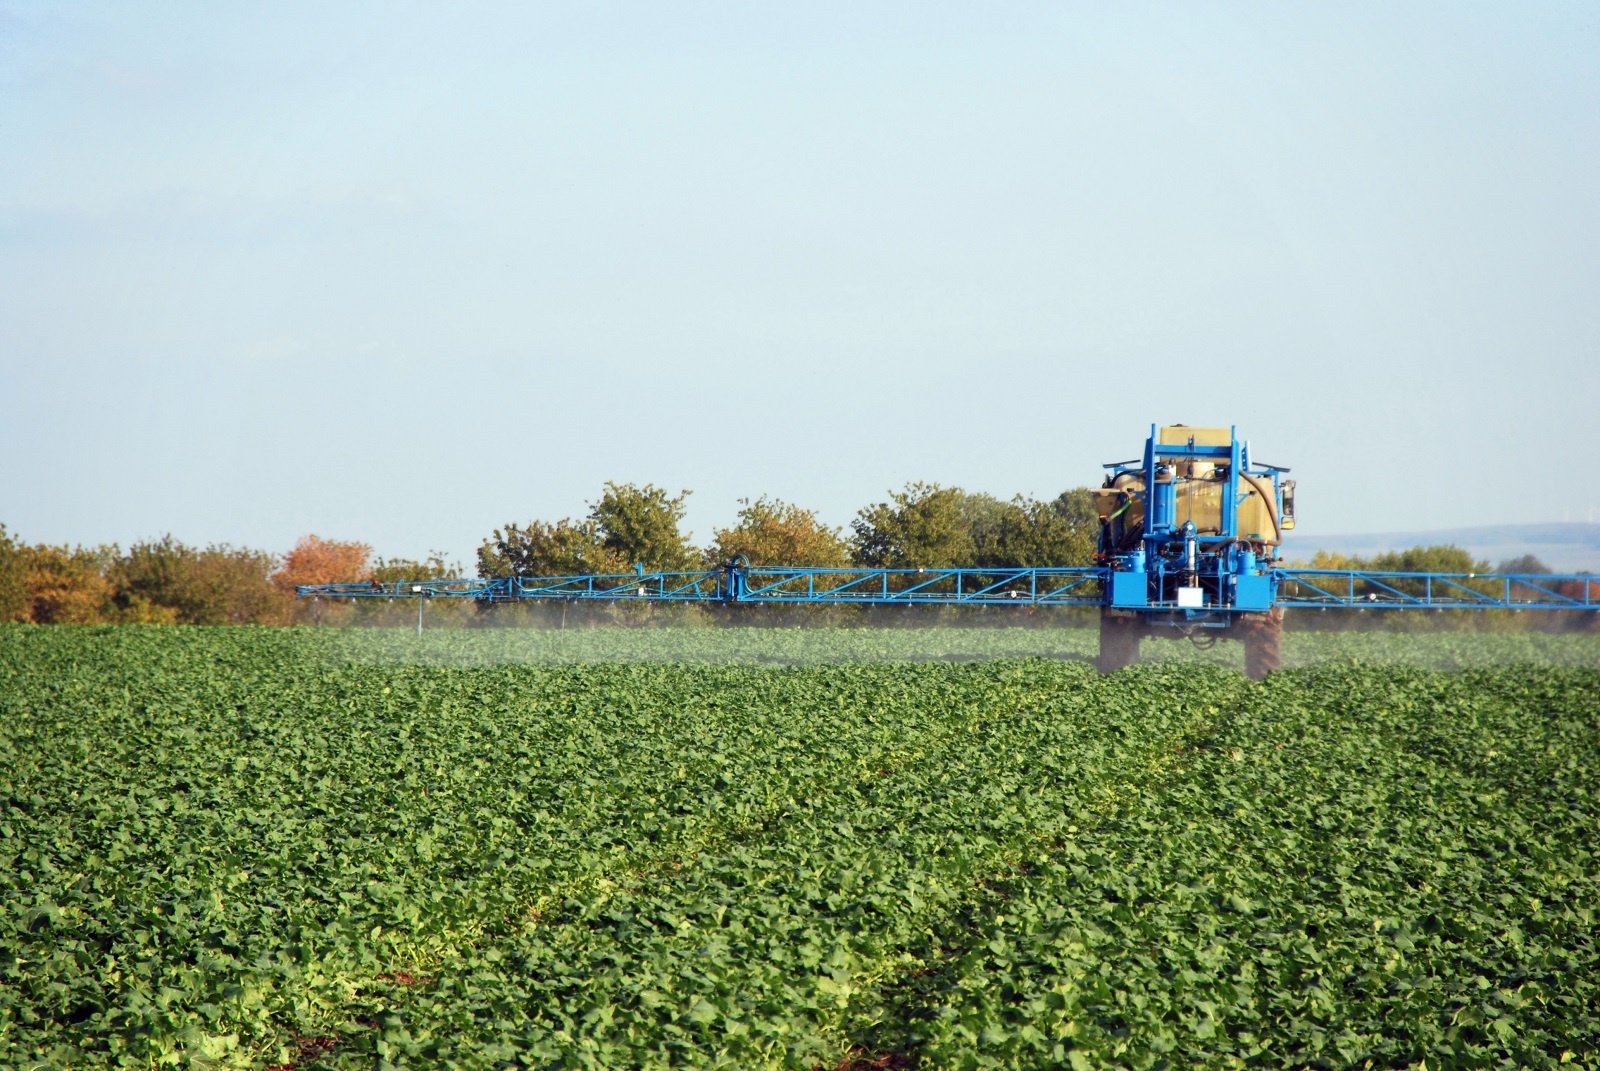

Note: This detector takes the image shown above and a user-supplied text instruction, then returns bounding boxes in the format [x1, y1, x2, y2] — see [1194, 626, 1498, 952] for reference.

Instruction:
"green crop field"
[2, 626, 1598, 1070]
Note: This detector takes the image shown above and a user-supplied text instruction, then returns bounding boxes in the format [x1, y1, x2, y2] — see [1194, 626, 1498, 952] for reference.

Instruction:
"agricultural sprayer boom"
[298, 424, 1598, 678]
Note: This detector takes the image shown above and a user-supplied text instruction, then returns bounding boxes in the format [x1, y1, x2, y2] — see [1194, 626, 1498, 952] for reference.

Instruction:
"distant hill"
[1280, 523, 1600, 573]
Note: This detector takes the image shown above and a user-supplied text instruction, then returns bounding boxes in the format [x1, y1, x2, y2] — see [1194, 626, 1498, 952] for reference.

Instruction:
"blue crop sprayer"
[298, 424, 1598, 678]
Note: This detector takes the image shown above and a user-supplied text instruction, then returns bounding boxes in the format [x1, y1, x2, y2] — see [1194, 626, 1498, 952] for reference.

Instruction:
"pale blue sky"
[4, 2, 1597, 568]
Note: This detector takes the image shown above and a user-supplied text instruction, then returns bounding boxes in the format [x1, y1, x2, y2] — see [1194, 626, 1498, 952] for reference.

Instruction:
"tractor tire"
[1097, 609, 1142, 674]
[1242, 608, 1284, 680]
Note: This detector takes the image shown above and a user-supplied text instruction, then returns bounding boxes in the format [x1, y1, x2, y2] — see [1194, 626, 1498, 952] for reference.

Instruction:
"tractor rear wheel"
[1097, 609, 1143, 674]
[1242, 608, 1284, 680]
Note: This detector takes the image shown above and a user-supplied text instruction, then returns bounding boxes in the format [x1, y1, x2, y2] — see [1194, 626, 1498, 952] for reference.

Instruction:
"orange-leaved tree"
[274, 535, 372, 623]
[19, 543, 116, 623]
[275, 534, 373, 590]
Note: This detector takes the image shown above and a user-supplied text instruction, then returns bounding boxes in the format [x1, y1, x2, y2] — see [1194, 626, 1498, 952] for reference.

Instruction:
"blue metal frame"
[1277, 569, 1599, 610]
[299, 566, 1109, 607]
[296, 565, 1598, 612]
[1093, 424, 1293, 617]
[735, 566, 1104, 604]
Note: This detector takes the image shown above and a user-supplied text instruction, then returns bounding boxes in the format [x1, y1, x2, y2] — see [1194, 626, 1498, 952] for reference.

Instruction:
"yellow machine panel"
[1094, 470, 1281, 549]
[1170, 482, 1223, 535]
[1158, 425, 1232, 447]
[1237, 486, 1280, 542]
[1170, 480, 1280, 544]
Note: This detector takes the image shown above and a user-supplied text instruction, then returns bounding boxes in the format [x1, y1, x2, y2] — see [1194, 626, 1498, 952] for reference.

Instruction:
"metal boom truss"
[298, 565, 1598, 612]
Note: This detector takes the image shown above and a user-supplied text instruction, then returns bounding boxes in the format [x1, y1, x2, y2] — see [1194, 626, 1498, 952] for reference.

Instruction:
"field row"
[1, 627, 1597, 1069]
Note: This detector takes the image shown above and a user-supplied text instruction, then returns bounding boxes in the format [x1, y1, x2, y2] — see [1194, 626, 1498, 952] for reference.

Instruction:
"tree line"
[0, 481, 1098, 626]
[477, 482, 1099, 578]
[0, 525, 449, 626]
[1, 480, 1586, 628]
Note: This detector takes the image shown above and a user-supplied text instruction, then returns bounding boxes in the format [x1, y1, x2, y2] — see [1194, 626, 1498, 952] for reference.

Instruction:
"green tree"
[1367, 545, 1487, 575]
[482, 483, 697, 579]
[108, 537, 286, 625]
[709, 498, 849, 567]
[178, 545, 287, 625]
[992, 490, 1099, 567]
[1497, 554, 1551, 575]
[371, 552, 461, 584]
[1053, 487, 1100, 531]
[479, 520, 628, 578]
[591, 482, 697, 572]
[851, 482, 976, 568]
[108, 536, 190, 619]
[957, 493, 1015, 567]
[0, 525, 28, 622]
